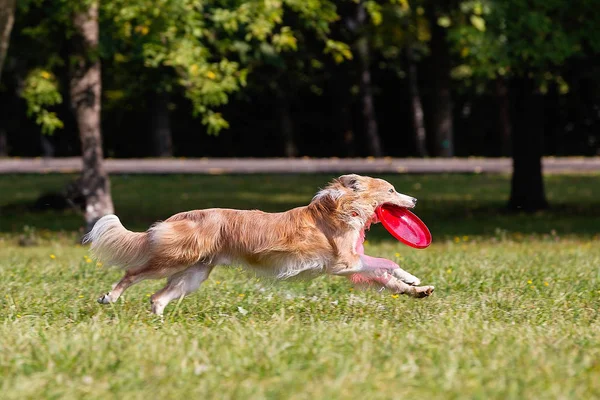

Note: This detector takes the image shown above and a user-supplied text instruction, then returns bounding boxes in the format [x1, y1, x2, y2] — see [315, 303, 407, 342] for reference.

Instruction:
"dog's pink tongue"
[355, 229, 365, 255]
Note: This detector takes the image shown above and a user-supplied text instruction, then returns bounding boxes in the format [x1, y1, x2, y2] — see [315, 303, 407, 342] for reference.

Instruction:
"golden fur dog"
[84, 174, 434, 315]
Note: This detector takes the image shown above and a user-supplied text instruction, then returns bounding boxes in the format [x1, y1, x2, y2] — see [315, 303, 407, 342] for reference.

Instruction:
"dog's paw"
[97, 293, 112, 304]
[392, 269, 421, 286]
[412, 285, 434, 298]
[151, 300, 166, 316]
[402, 275, 421, 286]
[150, 296, 167, 315]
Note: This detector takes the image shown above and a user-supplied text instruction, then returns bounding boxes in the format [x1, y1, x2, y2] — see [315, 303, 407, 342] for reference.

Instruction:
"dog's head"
[311, 174, 417, 230]
[336, 174, 417, 209]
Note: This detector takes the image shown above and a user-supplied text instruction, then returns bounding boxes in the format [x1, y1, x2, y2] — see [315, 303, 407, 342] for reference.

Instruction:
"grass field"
[1, 173, 599, 399]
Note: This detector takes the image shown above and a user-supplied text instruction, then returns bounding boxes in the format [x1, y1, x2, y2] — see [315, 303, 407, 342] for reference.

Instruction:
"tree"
[150, 90, 173, 157]
[446, 0, 600, 210]
[209, 0, 343, 156]
[0, 0, 17, 81]
[354, 2, 382, 157]
[210, 1, 339, 158]
[363, 0, 433, 157]
[0, 0, 16, 156]
[425, 0, 454, 157]
[405, 44, 427, 157]
[507, 76, 547, 211]
[377, 1, 429, 157]
[70, 1, 114, 231]
[0, 0, 15, 80]
[100, 0, 345, 159]
[496, 0, 600, 211]
[494, 76, 511, 156]
[343, 1, 383, 157]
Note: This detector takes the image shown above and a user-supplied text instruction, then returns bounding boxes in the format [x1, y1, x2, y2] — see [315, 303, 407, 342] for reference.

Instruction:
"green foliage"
[11, 0, 600, 141]
[324, 39, 353, 63]
[15, 0, 342, 136]
[101, 0, 244, 134]
[369, 0, 420, 75]
[102, 0, 341, 135]
[364, 0, 383, 26]
[272, 26, 298, 52]
[447, 0, 600, 92]
[20, 69, 64, 135]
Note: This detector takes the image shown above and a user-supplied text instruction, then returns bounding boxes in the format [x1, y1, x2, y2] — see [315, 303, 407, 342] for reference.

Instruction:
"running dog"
[84, 174, 434, 315]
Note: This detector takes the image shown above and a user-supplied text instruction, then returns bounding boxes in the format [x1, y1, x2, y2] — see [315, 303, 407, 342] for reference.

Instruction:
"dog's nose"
[412, 198, 417, 206]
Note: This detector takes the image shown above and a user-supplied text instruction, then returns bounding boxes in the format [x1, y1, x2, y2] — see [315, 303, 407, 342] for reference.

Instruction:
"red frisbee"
[375, 204, 432, 249]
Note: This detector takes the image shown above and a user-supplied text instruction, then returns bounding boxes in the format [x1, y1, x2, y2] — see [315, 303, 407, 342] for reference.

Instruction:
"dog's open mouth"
[356, 203, 411, 255]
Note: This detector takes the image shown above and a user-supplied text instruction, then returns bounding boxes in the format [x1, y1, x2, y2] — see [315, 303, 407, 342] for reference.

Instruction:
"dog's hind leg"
[97, 268, 153, 304]
[150, 263, 214, 315]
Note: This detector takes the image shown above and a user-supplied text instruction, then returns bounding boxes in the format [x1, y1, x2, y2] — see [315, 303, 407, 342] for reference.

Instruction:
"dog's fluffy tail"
[83, 214, 150, 269]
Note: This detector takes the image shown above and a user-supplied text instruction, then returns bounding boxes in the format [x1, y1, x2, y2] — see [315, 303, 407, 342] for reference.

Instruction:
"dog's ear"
[338, 174, 362, 191]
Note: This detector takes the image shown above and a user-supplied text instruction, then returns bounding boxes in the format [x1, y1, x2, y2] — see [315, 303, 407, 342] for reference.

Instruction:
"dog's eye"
[389, 188, 394, 193]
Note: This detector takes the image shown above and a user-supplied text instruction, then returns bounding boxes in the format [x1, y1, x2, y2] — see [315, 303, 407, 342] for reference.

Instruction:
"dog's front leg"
[354, 236, 421, 286]
[359, 254, 421, 286]
[350, 269, 434, 298]
[330, 255, 421, 287]
[330, 254, 399, 276]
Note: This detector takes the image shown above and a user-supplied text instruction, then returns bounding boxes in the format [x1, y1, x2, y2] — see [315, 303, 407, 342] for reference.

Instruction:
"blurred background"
[2, 0, 599, 159]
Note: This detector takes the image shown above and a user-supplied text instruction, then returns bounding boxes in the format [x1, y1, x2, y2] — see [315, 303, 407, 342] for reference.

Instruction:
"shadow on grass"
[1, 173, 599, 239]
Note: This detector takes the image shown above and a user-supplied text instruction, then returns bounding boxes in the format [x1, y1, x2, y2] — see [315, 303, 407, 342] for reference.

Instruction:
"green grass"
[1, 173, 600, 399]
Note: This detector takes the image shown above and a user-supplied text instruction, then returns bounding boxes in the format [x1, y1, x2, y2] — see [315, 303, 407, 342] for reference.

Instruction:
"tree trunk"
[41, 134, 55, 158]
[406, 46, 428, 157]
[333, 73, 355, 157]
[69, 2, 114, 232]
[427, 6, 454, 157]
[495, 77, 511, 156]
[340, 104, 356, 157]
[151, 91, 173, 157]
[0, 128, 7, 156]
[508, 76, 548, 212]
[0, 0, 16, 81]
[276, 91, 297, 157]
[355, 3, 382, 157]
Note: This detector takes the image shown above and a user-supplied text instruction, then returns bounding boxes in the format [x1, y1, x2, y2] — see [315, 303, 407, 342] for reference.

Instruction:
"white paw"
[413, 285, 434, 298]
[150, 299, 166, 315]
[97, 293, 113, 304]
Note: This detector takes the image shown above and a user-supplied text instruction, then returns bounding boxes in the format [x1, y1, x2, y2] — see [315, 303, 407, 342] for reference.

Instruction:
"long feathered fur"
[83, 215, 150, 269]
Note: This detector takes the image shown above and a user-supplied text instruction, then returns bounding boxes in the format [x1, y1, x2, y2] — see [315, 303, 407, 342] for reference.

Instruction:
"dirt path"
[1, 157, 599, 174]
